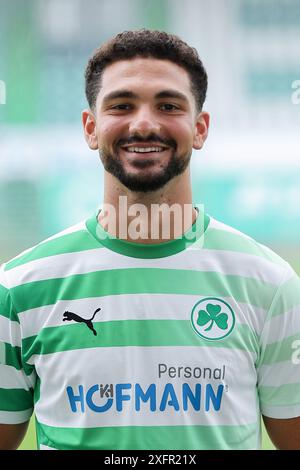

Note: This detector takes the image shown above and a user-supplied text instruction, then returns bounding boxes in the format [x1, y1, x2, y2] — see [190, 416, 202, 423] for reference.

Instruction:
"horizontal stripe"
[0, 282, 19, 323]
[0, 282, 8, 301]
[0, 364, 35, 389]
[0, 283, 10, 321]
[2, 342, 34, 377]
[1, 342, 22, 370]
[36, 421, 259, 450]
[259, 308, 300, 345]
[0, 307, 19, 323]
[5, 246, 287, 289]
[259, 382, 300, 407]
[258, 361, 300, 387]
[270, 273, 300, 318]
[22, 320, 258, 358]
[0, 342, 4, 364]
[11, 268, 277, 314]
[0, 408, 33, 424]
[18, 293, 267, 339]
[0, 387, 33, 411]
[260, 403, 300, 419]
[3, 220, 86, 271]
[203, 226, 287, 268]
[4, 228, 101, 272]
[259, 332, 300, 365]
[0, 315, 21, 347]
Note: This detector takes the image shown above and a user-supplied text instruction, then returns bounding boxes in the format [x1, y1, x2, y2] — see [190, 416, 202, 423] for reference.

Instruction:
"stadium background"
[0, 0, 299, 450]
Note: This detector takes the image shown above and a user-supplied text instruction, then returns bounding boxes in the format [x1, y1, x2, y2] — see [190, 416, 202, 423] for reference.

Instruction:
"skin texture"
[82, 57, 209, 242]
[263, 416, 300, 449]
[0, 422, 29, 450]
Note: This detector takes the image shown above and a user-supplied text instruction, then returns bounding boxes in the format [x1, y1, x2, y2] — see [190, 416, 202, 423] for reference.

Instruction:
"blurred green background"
[1, 0, 299, 450]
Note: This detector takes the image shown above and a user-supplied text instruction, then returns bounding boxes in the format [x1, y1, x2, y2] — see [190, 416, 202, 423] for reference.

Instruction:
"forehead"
[98, 57, 193, 101]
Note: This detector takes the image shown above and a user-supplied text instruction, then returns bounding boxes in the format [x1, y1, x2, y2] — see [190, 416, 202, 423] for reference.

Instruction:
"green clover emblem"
[197, 303, 228, 332]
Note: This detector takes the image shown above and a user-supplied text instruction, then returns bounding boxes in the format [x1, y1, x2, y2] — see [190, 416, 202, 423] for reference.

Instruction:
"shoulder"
[206, 215, 290, 269]
[1, 218, 99, 289]
[204, 215, 295, 289]
[204, 216, 300, 335]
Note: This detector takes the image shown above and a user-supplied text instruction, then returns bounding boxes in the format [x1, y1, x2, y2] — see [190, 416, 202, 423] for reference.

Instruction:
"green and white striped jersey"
[1, 208, 300, 450]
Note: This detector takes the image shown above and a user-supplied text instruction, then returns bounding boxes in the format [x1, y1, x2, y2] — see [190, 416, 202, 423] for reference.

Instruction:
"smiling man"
[84, 58, 207, 193]
[83, 39, 209, 241]
[0, 29, 300, 450]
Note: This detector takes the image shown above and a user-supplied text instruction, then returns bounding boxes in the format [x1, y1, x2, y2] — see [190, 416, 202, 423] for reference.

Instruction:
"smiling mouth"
[121, 145, 169, 156]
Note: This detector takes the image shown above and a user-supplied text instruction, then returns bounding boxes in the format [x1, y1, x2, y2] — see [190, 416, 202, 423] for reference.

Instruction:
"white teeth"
[125, 147, 165, 153]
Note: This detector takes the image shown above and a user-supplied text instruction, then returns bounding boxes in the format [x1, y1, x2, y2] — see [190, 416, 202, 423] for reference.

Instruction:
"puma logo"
[63, 307, 101, 336]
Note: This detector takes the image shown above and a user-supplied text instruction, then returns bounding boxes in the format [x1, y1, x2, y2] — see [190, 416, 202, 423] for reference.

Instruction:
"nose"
[128, 106, 161, 137]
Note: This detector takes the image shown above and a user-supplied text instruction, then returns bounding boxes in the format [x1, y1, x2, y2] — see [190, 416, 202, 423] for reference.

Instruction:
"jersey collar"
[86, 206, 210, 259]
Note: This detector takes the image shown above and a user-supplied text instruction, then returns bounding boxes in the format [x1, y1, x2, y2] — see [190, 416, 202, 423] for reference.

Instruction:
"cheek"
[97, 119, 125, 144]
[166, 115, 193, 132]
[171, 122, 194, 148]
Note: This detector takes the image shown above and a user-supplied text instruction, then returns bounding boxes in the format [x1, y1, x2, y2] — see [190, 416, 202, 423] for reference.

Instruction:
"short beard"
[99, 148, 191, 193]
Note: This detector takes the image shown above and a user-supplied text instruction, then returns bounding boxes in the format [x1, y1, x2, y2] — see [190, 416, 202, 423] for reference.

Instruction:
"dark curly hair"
[85, 29, 207, 113]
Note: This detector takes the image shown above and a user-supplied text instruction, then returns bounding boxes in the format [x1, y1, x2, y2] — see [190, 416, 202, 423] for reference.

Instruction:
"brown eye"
[111, 104, 132, 110]
[160, 104, 179, 111]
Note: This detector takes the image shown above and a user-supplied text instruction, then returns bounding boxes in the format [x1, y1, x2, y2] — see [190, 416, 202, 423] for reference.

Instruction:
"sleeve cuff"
[0, 408, 33, 424]
[261, 403, 300, 419]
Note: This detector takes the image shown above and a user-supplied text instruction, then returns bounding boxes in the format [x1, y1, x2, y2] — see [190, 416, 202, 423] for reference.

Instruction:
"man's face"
[83, 57, 208, 192]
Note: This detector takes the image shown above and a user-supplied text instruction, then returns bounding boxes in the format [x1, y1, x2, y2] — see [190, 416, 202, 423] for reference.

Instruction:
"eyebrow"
[102, 89, 189, 105]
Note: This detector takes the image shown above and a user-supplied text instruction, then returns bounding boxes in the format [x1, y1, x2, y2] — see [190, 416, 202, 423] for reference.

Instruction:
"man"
[0, 29, 300, 450]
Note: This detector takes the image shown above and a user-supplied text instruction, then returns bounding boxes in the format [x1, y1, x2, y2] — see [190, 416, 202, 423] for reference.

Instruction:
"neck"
[98, 170, 197, 244]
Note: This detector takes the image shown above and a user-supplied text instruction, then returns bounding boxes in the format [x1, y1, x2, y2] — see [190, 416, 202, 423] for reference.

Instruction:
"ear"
[82, 109, 98, 150]
[193, 111, 210, 150]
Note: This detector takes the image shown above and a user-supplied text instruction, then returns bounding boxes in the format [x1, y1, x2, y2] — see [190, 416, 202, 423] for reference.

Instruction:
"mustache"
[117, 135, 177, 149]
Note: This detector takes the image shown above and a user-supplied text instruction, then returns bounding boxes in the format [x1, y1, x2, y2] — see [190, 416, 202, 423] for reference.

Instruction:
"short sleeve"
[257, 264, 300, 419]
[0, 265, 34, 424]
